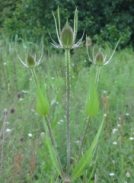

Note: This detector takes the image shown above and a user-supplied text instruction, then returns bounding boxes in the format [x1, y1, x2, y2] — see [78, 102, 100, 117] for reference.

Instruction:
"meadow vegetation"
[0, 34, 134, 182]
[0, 2, 134, 182]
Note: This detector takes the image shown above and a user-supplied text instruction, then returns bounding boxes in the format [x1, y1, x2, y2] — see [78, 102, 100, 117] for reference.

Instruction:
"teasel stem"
[95, 66, 102, 86]
[31, 68, 39, 87]
[65, 49, 71, 174]
[79, 117, 91, 156]
[45, 116, 56, 147]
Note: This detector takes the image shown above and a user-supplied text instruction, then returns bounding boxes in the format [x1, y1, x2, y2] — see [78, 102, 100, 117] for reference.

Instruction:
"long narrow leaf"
[73, 8, 78, 42]
[72, 115, 106, 181]
[85, 80, 99, 117]
[36, 86, 49, 116]
[57, 6, 61, 35]
[52, 11, 61, 45]
[45, 135, 62, 177]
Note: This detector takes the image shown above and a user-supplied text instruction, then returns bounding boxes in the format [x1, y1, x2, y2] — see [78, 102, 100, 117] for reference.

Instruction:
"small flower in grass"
[57, 119, 64, 125]
[125, 112, 130, 116]
[104, 113, 107, 117]
[125, 112, 130, 121]
[117, 123, 121, 128]
[129, 137, 134, 141]
[109, 172, 115, 177]
[112, 128, 118, 134]
[28, 133, 33, 138]
[112, 141, 117, 145]
[6, 128, 12, 133]
[51, 8, 83, 50]
[126, 171, 131, 178]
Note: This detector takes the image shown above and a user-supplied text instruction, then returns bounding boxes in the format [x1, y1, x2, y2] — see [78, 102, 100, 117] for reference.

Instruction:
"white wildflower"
[57, 119, 64, 125]
[129, 137, 134, 141]
[109, 172, 115, 177]
[28, 133, 32, 137]
[113, 141, 117, 145]
[6, 128, 12, 133]
[126, 171, 131, 178]
[117, 123, 121, 128]
[104, 113, 107, 117]
[112, 128, 118, 134]
[125, 113, 130, 116]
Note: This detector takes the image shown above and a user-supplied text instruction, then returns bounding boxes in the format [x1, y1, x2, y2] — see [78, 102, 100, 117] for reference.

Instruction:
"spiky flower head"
[51, 8, 83, 50]
[86, 39, 120, 66]
[27, 54, 36, 67]
[95, 52, 104, 66]
[18, 51, 43, 69]
[60, 22, 74, 49]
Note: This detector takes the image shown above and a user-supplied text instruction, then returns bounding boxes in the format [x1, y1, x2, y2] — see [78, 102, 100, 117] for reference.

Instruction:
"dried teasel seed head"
[95, 52, 104, 65]
[27, 54, 36, 67]
[86, 36, 92, 47]
[61, 22, 74, 49]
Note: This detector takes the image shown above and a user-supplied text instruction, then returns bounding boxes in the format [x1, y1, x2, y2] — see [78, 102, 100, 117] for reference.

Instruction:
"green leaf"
[45, 135, 62, 177]
[72, 115, 105, 181]
[85, 81, 99, 117]
[36, 86, 49, 116]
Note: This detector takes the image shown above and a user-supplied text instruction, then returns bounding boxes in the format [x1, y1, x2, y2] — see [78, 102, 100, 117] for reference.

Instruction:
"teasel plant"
[74, 37, 121, 182]
[83, 37, 121, 133]
[18, 46, 65, 182]
[51, 7, 83, 178]
[51, 8, 109, 182]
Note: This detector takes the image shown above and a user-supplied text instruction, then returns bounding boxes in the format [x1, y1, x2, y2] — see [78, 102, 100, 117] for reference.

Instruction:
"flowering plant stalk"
[52, 8, 83, 177]
[79, 37, 121, 155]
